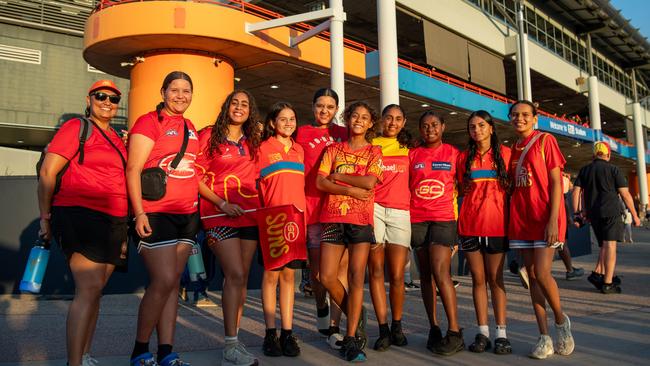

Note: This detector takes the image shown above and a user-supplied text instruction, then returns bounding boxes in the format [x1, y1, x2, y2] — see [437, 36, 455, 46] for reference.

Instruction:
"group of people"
[40, 70, 627, 366]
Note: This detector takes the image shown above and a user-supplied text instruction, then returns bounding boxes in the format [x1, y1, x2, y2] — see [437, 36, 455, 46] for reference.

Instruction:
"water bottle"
[187, 242, 206, 282]
[19, 239, 51, 293]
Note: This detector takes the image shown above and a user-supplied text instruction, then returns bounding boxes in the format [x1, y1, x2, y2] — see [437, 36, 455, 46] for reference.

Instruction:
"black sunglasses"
[91, 92, 121, 104]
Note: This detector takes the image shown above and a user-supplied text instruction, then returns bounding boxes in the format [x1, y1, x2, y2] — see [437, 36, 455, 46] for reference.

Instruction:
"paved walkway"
[2, 229, 650, 365]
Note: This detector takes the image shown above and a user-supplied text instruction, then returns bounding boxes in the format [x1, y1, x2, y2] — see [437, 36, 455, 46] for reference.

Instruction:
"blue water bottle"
[19, 239, 51, 293]
[187, 242, 207, 282]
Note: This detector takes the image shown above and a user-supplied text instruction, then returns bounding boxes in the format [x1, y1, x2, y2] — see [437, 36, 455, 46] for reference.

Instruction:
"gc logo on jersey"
[415, 179, 444, 199]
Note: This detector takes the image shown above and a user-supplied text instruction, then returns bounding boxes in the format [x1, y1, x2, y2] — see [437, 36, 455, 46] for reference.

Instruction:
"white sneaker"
[327, 332, 344, 350]
[555, 313, 575, 355]
[222, 342, 258, 366]
[82, 353, 99, 366]
[529, 334, 554, 359]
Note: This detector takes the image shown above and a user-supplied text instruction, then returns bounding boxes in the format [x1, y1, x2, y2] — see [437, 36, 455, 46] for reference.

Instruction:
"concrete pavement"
[2, 228, 649, 365]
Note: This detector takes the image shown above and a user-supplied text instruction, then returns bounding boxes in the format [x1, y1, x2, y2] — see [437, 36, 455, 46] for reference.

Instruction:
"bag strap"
[169, 121, 189, 171]
[85, 118, 127, 170]
[77, 117, 93, 165]
[515, 132, 544, 178]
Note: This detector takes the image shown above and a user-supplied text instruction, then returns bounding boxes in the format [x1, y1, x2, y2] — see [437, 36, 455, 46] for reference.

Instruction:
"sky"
[610, 0, 650, 41]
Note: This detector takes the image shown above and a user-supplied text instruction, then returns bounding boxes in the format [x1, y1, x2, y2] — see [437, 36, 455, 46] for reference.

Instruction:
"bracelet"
[133, 212, 147, 220]
[219, 200, 227, 209]
[40, 213, 51, 220]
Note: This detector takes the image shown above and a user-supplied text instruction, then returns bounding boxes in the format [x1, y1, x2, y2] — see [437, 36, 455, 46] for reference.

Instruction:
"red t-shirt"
[317, 142, 383, 225]
[372, 136, 410, 210]
[295, 124, 348, 225]
[409, 143, 459, 223]
[509, 131, 567, 241]
[457, 146, 511, 237]
[130, 111, 199, 215]
[257, 137, 306, 211]
[195, 127, 260, 228]
[49, 118, 128, 217]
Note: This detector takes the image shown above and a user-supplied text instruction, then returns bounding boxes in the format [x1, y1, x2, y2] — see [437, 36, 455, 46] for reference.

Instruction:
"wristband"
[133, 212, 147, 221]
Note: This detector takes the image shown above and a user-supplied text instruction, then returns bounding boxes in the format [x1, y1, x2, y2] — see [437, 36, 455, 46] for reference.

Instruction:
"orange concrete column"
[128, 52, 234, 130]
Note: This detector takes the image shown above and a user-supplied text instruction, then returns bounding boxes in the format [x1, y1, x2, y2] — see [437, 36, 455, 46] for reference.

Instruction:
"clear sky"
[610, 0, 650, 40]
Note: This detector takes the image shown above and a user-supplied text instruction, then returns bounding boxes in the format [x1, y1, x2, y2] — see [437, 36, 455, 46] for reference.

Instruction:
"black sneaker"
[340, 336, 367, 362]
[390, 322, 408, 347]
[468, 333, 491, 353]
[426, 325, 443, 352]
[373, 332, 391, 352]
[263, 331, 282, 357]
[588, 271, 604, 290]
[280, 333, 301, 357]
[508, 260, 519, 275]
[434, 329, 465, 356]
[494, 337, 512, 355]
[355, 306, 368, 350]
[601, 283, 622, 294]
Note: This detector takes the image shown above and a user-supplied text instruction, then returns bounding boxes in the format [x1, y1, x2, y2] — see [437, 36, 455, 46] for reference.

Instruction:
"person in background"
[623, 209, 633, 243]
[560, 173, 584, 281]
[38, 80, 127, 366]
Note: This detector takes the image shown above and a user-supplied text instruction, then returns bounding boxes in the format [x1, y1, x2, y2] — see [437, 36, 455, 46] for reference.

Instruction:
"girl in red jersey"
[368, 104, 412, 351]
[195, 90, 261, 366]
[295, 88, 348, 343]
[508, 100, 574, 360]
[457, 110, 512, 355]
[409, 111, 463, 356]
[38, 80, 127, 366]
[127, 71, 199, 366]
[316, 101, 383, 363]
[257, 102, 305, 358]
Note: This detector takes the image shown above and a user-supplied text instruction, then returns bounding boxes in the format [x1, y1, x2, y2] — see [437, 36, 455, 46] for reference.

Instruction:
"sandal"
[494, 337, 512, 355]
[468, 333, 491, 353]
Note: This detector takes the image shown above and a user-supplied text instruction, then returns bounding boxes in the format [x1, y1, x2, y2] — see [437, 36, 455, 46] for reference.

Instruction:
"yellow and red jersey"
[457, 145, 511, 237]
[295, 124, 347, 224]
[409, 143, 459, 223]
[257, 137, 306, 211]
[509, 130, 567, 241]
[317, 142, 383, 225]
[195, 127, 260, 228]
[372, 136, 410, 210]
[130, 111, 199, 215]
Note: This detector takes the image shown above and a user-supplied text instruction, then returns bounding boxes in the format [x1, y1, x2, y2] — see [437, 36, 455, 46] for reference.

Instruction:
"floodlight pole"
[516, 0, 532, 101]
[631, 68, 648, 210]
[586, 33, 602, 133]
[378, 0, 399, 109]
[245, 0, 347, 121]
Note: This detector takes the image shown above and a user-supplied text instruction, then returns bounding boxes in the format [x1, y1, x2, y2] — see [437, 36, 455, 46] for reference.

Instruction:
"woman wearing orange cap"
[38, 79, 127, 366]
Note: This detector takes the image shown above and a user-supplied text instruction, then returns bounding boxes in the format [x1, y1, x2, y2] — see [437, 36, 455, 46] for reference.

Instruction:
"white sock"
[225, 335, 238, 347]
[496, 325, 507, 339]
[479, 325, 489, 338]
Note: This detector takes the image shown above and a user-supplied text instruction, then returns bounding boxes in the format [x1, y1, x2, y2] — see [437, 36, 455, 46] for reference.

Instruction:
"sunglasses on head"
[91, 92, 121, 104]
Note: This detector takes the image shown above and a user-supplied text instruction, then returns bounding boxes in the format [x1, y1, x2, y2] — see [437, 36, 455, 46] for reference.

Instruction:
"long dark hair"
[155, 71, 194, 122]
[262, 101, 297, 141]
[381, 104, 412, 148]
[462, 110, 510, 193]
[343, 101, 378, 143]
[207, 89, 261, 160]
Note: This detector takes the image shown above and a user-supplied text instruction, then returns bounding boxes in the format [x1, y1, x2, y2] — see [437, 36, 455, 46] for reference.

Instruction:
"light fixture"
[270, 84, 279, 89]
[603, 121, 607, 125]
[421, 103, 429, 107]
[503, 140, 509, 144]
[623, 129, 626, 132]
[234, 77, 241, 82]
[573, 141, 581, 147]
[567, 154, 572, 158]
[449, 111, 458, 115]
[16, 140, 24, 144]
[559, 102, 564, 106]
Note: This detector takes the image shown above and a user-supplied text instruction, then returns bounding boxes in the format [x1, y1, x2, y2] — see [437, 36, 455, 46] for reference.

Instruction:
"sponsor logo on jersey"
[414, 162, 425, 170]
[165, 129, 178, 136]
[431, 162, 451, 171]
[159, 153, 197, 178]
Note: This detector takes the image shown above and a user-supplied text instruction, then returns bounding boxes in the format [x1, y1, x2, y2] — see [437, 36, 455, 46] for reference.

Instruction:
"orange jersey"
[257, 137, 306, 211]
[372, 136, 410, 210]
[195, 127, 260, 228]
[509, 131, 567, 241]
[317, 142, 383, 225]
[457, 146, 511, 237]
[409, 143, 459, 223]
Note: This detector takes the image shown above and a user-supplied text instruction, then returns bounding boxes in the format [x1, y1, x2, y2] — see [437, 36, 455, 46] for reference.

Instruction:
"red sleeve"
[47, 119, 83, 160]
[194, 127, 213, 181]
[130, 112, 159, 142]
[500, 145, 512, 174]
[367, 146, 383, 181]
[456, 151, 467, 183]
[542, 133, 566, 172]
[318, 144, 335, 177]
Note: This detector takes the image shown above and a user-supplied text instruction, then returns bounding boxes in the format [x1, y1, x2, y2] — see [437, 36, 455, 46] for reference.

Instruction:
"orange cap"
[593, 141, 610, 157]
[88, 79, 121, 96]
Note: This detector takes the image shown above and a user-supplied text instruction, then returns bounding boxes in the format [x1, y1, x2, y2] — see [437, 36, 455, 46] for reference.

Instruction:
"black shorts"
[321, 223, 375, 245]
[459, 236, 509, 254]
[206, 225, 259, 247]
[51, 206, 128, 267]
[591, 215, 624, 245]
[411, 221, 457, 250]
[137, 212, 200, 251]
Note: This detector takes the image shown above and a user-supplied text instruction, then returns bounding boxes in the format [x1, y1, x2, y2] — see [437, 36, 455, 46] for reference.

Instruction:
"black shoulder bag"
[141, 121, 189, 201]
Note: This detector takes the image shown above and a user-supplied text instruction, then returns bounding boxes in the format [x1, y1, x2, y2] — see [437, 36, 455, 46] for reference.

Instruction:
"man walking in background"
[571, 141, 640, 294]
